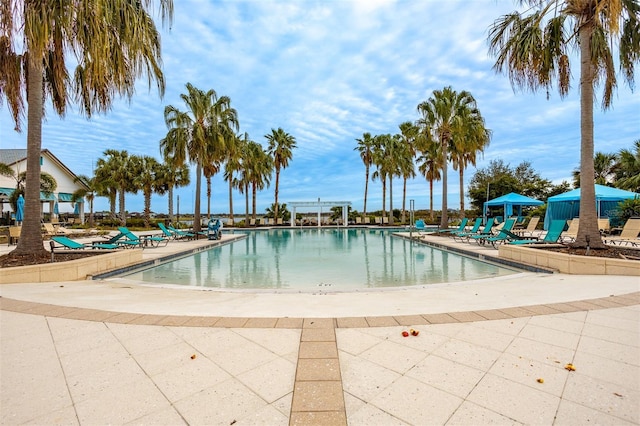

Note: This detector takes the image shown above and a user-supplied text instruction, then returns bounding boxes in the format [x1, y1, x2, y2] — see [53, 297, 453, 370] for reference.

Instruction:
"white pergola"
[289, 200, 351, 227]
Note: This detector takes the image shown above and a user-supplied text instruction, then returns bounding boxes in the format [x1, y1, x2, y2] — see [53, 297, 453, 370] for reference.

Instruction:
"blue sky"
[1, 0, 638, 215]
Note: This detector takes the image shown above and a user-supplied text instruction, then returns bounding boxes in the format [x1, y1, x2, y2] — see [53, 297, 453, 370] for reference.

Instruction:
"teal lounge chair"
[451, 218, 481, 238]
[509, 220, 566, 245]
[473, 218, 519, 248]
[453, 218, 495, 242]
[94, 232, 140, 248]
[118, 227, 168, 247]
[158, 223, 181, 240]
[438, 218, 468, 234]
[414, 219, 428, 235]
[168, 225, 197, 240]
[52, 236, 120, 250]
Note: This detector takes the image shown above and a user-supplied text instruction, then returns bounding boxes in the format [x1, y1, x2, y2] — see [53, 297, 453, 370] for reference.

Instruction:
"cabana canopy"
[483, 192, 544, 220]
[543, 184, 639, 229]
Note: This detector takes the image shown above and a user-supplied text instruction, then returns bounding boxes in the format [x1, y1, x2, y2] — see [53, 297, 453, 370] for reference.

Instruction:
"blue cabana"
[483, 192, 544, 223]
[543, 184, 639, 229]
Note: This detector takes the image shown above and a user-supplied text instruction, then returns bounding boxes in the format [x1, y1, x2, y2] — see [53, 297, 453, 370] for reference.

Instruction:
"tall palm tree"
[161, 83, 238, 232]
[450, 116, 491, 213]
[354, 132, 375, 218]
[245, 142, 273, 220]
[488, 0, 639, 248]
[416, 137, 443, 221]
[265, 128, 297, 220]
[371, 134, 389, 221]
[0, 0, 172, 257]
[615, 140, 640, 193]
[224, 132, 247, 223]
[398, 122, 418, 222]
[417, 87, 481, 228]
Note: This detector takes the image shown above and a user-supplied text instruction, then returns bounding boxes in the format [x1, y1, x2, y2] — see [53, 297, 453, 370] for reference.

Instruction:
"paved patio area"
[1, 230, 638, 425]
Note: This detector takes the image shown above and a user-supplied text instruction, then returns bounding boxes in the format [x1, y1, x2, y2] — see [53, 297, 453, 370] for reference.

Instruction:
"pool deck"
[1, 230, 639, 425]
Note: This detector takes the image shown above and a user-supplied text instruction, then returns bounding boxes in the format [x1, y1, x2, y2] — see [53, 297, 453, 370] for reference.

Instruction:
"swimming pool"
[123, 228, 518, 291]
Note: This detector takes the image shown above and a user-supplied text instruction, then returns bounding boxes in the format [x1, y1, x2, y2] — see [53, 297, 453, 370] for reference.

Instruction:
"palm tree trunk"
[109, 190, 117, 220]
[429, 180, 434, 221]
[228, 178, 234, 221]
[252, 182, 257, 220]
[119, 190, 126, 226]
[274, 168, 280, 219]
[14, 58, 47, 256]
[194, 162, 202, 232]
[401, 177, 407, 223]
[459, 167, 465, 214]
[575, 21, 605, 248]
[245, 183, 250, 224]
[363, 167, 369, 218]
[381, 177, 386, 221]
[206, 176, 211, 219]
[389, 177, 394, 225]
[440, 138, 449, 229]
[168, 186, 174, 223]
[144, 189, 151, 228]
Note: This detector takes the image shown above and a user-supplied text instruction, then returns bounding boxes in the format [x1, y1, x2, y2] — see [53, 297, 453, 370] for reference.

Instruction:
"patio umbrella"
[53, 201, 59, 216]
[16, 194, 24, 224]
[74, 202, 80, 215]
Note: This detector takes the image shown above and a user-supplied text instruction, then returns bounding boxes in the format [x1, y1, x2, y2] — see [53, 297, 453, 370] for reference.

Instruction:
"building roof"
[0, 149, 89, 191]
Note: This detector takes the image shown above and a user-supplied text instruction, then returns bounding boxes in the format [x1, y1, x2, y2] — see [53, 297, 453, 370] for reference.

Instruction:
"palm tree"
[0, 0, 172, 257]
[572, 151, 618, 187]
[245, 142, 273, 220]
[416, 138, 443, 221]
[450, 116, 491, 213]
[398, 122, 418, 222]
[224, 133, 247, 223]
[615, 140, 640, 193]
[159, 153, 191, 225]
[265, 128, 296, 220]
[417, 87, 482, 228]
[371, 134, 390, 222]
[354, 132, 375, 219]
[93, 160, 118, 221]
[161, 83, 238, 232]
[96, 150, 135, 226]
[132, 156, 162, 228]
[71, 175, 98, 228]
[488, 0, 639, 248]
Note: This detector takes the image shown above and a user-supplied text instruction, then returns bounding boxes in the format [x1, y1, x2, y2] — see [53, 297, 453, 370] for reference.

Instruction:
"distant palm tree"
[161, 83, 238, 232]
[96, 150, 134, 226]
[416, 138, 443, 221]
[266, 128, 296, 220]
[157, 156, 190, 224]
[371, 134, 391, 221]
[488, 0, 639, 248]
[615, 140, 640, 193]
[417, 87, 482, 228]
[0, 0, 172, 257]
[132, 156, 162, 228]
[246, 142, 273, 220]
[72, 175, 98, 227]
[224, 133, 247, 223]
[354, 133, 375, 218]
[572, 152, 618, 187]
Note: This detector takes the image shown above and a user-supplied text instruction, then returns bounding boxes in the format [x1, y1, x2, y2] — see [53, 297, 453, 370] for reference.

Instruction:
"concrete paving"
[1, 230, 639, 425]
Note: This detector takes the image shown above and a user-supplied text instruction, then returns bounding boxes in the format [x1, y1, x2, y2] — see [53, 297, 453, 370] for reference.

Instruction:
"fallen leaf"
[564, 363, 576, 371]
[614, 392, 624, 398]
[190, 354, 196, 360]
[537, 378, 544, 383]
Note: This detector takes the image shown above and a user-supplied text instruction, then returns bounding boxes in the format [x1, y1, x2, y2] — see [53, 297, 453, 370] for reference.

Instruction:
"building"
[0, 149, 90, 224]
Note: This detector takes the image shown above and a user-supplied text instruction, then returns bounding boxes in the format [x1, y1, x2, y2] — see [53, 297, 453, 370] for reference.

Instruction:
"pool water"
[123, 228, 518, 291]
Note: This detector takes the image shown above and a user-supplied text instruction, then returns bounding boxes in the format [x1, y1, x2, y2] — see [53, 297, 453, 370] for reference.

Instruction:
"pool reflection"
[126, 228, 515, 290]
